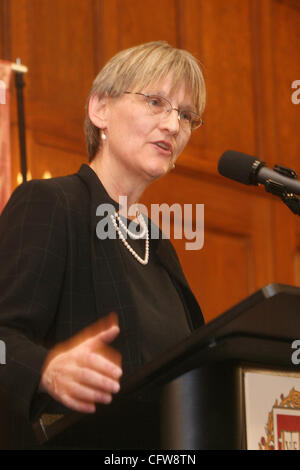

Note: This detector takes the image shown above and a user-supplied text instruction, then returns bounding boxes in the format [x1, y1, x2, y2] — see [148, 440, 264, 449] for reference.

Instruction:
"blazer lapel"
[76, 164, 142, 374]
[156, 237, 189, 288]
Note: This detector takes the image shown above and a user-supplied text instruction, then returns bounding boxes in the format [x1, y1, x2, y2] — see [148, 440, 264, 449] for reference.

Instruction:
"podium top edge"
[214, 283, 300, 323]
[261, 283, 300, 299]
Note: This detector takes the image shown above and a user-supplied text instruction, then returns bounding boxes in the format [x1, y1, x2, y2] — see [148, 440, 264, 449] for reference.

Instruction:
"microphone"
[218, 150, 300, 196]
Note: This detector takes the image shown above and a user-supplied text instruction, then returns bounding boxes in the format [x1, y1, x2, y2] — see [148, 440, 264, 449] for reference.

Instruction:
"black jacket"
[0, 164, 204, 446]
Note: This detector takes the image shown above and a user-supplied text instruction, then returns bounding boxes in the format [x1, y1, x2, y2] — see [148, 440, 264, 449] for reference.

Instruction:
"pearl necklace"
[110, 211, 149, 265]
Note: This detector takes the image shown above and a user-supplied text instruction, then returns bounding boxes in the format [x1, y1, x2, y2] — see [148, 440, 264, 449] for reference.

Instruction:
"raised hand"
[39, 312, 122, 413]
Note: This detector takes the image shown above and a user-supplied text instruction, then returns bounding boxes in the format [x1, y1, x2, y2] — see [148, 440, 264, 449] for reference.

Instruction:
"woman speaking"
[0, 41, 206, 445]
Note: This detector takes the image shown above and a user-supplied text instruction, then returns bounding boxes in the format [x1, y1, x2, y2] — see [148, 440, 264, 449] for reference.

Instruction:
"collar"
[77, 163, 120, 211]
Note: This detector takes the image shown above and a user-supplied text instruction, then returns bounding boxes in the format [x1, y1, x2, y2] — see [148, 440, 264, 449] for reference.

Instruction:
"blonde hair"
[84, 41, 206, 161]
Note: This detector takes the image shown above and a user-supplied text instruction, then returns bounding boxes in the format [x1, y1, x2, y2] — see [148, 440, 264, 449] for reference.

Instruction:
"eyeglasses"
[123, 92, 204, 131]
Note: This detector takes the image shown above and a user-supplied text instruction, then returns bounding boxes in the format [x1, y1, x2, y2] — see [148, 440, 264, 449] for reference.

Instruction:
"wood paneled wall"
[1, 0, 300, 322]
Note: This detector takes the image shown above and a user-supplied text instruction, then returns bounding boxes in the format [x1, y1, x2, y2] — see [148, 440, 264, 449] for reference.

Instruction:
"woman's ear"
[88, 93, 108, 128]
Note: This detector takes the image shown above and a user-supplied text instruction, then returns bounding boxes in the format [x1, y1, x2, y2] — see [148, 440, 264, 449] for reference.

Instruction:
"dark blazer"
[0, 164, 204, 444]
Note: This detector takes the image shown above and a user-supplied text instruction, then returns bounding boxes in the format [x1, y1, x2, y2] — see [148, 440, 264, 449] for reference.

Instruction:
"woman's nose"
[160, 108, 180, 135]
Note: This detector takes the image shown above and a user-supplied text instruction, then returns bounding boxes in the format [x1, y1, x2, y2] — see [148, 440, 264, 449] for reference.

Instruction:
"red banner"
[0, 60, 12, 213]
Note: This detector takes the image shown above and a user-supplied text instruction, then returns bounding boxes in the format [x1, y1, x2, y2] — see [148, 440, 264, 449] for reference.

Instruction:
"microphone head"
[218, 150, 262, 185]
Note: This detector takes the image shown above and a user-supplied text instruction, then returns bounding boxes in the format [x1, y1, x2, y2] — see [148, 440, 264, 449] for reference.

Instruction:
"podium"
[34, 283, 300, 450]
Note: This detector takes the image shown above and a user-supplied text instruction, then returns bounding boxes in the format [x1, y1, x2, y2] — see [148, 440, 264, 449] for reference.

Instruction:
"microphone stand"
[263, 165, 300, 216]
[12, 59, 28, 183]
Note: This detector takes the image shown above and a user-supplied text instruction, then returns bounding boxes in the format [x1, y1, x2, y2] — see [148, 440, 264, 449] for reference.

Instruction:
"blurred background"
[0, 0, 299, 323]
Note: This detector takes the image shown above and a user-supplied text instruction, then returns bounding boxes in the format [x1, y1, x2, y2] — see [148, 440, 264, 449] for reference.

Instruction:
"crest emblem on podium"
[259, 388, 300, 450]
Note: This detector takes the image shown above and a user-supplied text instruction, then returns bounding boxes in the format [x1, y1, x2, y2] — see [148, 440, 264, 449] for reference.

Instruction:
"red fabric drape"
[0, 60, 12, 213]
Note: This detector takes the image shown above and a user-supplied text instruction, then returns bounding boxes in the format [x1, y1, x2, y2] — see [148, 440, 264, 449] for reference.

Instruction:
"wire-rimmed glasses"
[123, 92, 204, 131]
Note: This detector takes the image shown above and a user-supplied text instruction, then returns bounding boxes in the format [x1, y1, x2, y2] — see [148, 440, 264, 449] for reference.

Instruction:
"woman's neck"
[89, 155, 148, 218]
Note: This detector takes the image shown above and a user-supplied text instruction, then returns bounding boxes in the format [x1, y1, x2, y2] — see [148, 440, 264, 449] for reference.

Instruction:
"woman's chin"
[144, 161, 171, 181]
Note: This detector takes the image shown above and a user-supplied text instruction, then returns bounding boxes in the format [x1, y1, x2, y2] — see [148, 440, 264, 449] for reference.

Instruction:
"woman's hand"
[39, 312, 122, 413]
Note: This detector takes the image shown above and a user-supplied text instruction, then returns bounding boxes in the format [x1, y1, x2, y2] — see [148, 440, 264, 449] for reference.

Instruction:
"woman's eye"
[148, 97, 163, 107]
[181, 111, 192, 122]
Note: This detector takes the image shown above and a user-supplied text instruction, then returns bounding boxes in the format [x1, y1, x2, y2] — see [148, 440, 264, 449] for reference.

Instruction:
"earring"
[172, 163, 175, 169]
[101, 130, 107, 141]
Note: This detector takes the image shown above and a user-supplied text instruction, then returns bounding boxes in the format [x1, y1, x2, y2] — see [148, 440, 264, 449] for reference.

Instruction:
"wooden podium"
[34, 283, 300, 450]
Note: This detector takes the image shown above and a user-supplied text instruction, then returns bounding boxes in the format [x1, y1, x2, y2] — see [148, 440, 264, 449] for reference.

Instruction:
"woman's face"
[102, 76, 194, 182]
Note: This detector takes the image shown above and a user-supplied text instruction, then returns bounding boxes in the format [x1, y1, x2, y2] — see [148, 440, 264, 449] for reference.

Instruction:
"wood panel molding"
[275, 0, 300, 11]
